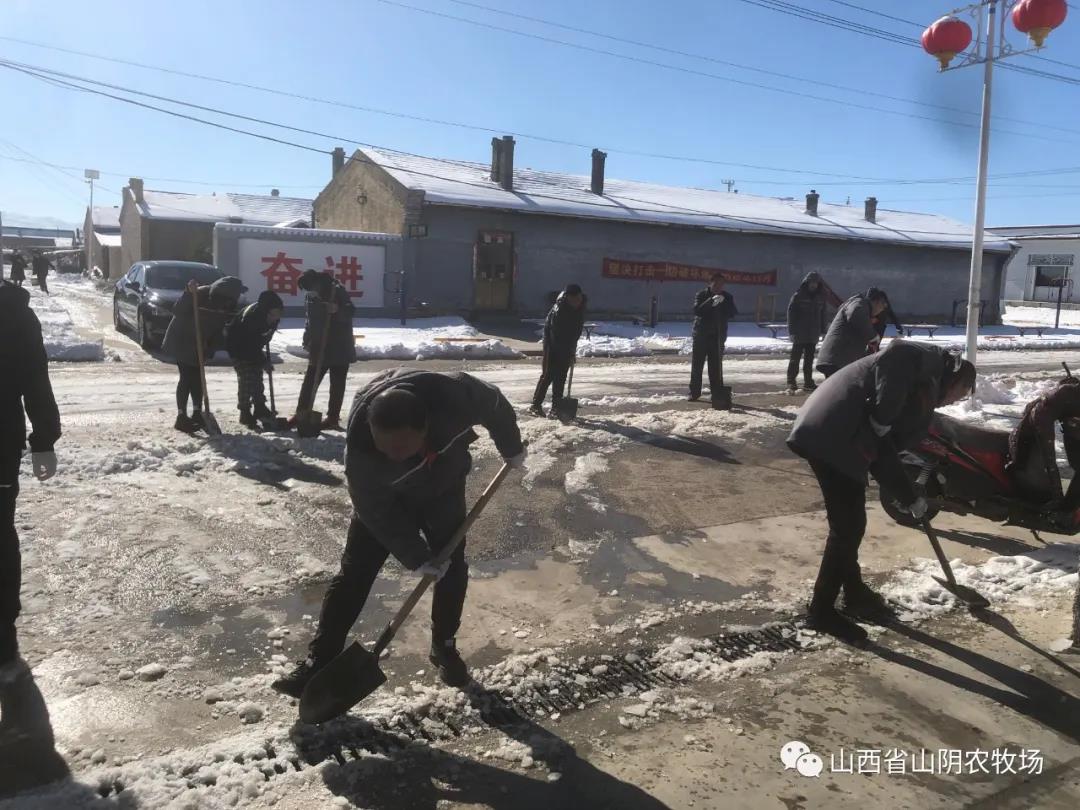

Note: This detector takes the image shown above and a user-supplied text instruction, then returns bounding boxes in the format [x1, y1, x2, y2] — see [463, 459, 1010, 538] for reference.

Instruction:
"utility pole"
[722, 178, 736, 193]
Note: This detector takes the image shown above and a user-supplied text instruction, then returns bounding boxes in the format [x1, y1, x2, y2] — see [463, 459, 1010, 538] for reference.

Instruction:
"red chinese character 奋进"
[260, 251, 304, 296]
[326, 255, 365, 298]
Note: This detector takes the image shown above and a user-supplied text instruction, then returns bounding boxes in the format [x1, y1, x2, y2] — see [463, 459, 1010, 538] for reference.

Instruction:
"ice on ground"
[24, 278, 105, 361]
[135, 663, 168, 681]
[565, 452, 610, 512]
[270, 316, 521, 360]
[882, 542, 1079, 620]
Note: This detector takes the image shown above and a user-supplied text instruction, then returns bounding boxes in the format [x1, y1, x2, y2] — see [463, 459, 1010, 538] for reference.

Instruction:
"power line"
[377, 0, 1080, 144]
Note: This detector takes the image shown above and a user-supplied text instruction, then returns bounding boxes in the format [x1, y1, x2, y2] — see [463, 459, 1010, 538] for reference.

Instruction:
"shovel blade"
[555, 397, 579, 420]
[296, 410, 323, 438]
[298, 642, 387, 725]
[202, 411, 222, 436]
[931, 575, 990, 609]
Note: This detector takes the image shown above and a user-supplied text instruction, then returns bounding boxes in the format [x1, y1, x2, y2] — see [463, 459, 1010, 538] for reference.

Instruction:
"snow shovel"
[921, 519, 990, 609]
[261, 343, 290, 432]
[554, 360, 579, 420]
[191, 286, 222, 436]
[296, 301, 332, 438]
[299, 460, 514, 724]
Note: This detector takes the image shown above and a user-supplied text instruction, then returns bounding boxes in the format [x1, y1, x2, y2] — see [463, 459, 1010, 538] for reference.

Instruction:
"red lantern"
[1012, 0, 1068, 47]
[921, 15, 973, 70]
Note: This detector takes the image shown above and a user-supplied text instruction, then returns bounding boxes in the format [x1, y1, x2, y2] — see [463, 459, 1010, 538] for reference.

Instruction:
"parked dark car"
[113, 261, 224, 349]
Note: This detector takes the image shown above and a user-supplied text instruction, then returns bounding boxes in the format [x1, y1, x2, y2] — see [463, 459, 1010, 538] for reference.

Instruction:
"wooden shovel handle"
[191, 287, 211, 413]
[371, 460, 514, 655]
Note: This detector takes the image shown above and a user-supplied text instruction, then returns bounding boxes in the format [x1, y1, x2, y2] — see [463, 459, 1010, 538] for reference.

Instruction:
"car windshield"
[145, 265, 221, 290]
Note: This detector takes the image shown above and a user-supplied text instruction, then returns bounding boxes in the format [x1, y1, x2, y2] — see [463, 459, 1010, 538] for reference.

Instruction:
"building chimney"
[270, 188, 280, 197]
[499, 135, 515, 192]
[332, 147, 346, 177]
[490, 137, 501, 182]
[864, 196, 878, 223]
[805, 189, 820, 217]
[129, 177, 144, 204]
[590, 148, 607, 195]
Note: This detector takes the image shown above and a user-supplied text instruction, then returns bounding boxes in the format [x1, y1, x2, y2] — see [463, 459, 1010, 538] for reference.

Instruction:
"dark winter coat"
[817, 294, 879, 372]
[786, 272, 827, 344]
[9, 255, 27, 283]
[692, 287, 738, 343]
[303, 279, 356, 367]
[1008, 378, 1080, 494]
[30, 255, 52, 279]
[0, 282, 60, 479]
[226, 291, 283, 363]
[161, 276, 244, 366]
[788, 342, 949, 490]
[542, 292, 586, 363]
[345, 369, 524, 570]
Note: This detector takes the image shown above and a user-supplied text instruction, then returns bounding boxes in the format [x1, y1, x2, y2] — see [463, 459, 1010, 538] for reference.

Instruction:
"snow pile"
[270, 316, 521, 361]
[881, 542, 1079, 620]
[564, 452, 610, 513]
[1004, 304, 1080, 327]
[651, 632, 813, 682]
[608, 403, 798, 440]
[25, 281, 105, 361]
[939, 373, 1058, 433]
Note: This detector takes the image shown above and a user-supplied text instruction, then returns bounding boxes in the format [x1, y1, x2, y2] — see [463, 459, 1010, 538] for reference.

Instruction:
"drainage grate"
[94, 622, 807, 798]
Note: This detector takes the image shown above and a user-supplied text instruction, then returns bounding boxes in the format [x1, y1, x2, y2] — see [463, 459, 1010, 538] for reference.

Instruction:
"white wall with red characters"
[236, 237, 386, 308]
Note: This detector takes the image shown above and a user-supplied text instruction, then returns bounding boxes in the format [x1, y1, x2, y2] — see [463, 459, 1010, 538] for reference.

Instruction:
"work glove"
[32, 451, 57, 481]
[417, 558, 451, 582]
[711, 295, 725, 306]
[868, 415, 892, 437]
[505, 448, 528, 470]
[907, 496, 928, 520]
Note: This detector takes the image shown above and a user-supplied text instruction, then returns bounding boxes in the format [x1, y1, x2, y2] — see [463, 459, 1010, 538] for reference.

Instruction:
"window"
[1033, 266, 1072, 302]
[1034, 265, 1067, 287]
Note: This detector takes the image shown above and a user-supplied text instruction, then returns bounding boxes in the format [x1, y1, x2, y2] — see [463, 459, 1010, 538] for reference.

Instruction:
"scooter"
[878, 412, 1080, 537]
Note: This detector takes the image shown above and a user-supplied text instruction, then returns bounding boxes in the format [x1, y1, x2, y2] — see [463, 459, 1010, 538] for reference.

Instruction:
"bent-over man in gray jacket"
[273, 369, 526, 698]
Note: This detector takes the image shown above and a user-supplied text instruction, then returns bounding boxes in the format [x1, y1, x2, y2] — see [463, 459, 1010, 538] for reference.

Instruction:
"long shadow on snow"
[575, 417, 739, 464]
[291, 683, 671, 810]
[868, 622, 1080, 744]
[933, 528, 1041, 557]
[207, 432, 344, 489]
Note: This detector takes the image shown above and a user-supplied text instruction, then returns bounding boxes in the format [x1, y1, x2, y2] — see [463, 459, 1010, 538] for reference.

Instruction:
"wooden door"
[474, 231, 513, 311]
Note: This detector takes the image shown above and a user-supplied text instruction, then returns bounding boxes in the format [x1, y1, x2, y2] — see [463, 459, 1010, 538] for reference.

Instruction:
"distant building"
[314, 139, 1012, 321]
[987, 225, 1079, 304]
[118, 178, 313, 274]
[1, 224, 76, 252]
[84, 205, 122, 279]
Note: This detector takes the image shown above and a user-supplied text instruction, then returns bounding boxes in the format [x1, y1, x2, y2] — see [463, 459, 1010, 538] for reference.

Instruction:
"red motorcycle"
[879, 412, 1080, 536]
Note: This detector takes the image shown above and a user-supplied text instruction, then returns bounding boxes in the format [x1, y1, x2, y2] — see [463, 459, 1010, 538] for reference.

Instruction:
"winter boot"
[841, 581, 896, 622]
[253, 403, 274, 421]
[320, 416, 343, 431]
[803, 603, 868, 646]
[189, 411, 206, 432]
[785, 383, 798, 396]
[239, 408, 259, 429]
[271, 656, 327, 699]
[802, 381, 818, 392]
[528, 404, 546, 418]
[429, 639, 470, 688]
[687, 394, 701, 403]
[174, 413, 196, 433]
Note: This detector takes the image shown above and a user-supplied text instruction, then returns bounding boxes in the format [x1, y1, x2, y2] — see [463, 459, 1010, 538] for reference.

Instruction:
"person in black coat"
[8, 253, 27, 287]
[226, 290, 284, 428]
[531, 284, 586, 417]
[272, 369, 526, 699]
[294, 270, 356, 430]
[787, 342, 975, 644]
[689, 273, 737, 404]
[785, 272, 827, 393]
[30, 252, 53, 296]
[0, 282, 60, 684]
[816, 288, 889, 378]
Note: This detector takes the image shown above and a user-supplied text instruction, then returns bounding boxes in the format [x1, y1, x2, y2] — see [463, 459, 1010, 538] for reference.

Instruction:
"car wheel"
[113, 297, 123, 332]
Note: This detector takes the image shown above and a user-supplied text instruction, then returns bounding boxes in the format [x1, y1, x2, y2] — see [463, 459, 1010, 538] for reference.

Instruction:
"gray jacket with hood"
[816, 294, 878, 372]
[162, 276, 244, 365]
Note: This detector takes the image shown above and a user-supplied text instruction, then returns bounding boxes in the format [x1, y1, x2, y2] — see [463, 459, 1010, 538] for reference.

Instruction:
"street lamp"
[921, 0, 1068, 365]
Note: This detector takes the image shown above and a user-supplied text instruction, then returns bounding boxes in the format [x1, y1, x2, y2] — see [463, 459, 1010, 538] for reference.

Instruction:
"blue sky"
[1, 0, 1079, 228]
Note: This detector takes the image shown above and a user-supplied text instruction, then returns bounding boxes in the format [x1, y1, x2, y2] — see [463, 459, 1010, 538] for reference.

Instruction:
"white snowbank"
[1004, 304, 1080, 327]
[25, 278, 105, 361]
[270, 316, 521, 361]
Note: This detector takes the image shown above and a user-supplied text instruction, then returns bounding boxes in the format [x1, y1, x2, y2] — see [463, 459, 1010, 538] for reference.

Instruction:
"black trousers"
[787, 342, 816, 386]
[234, 361, 267, 413]
[533, 358, 571, 407]
[1, 458, 21, 664]
[309, 486, 469, 662]
[808, 459, 868, 609]
[36, 275, 48, 295]
[689, 335, 724, 399]
[299, 363, 348, 421]
[176, 363, 203, 414]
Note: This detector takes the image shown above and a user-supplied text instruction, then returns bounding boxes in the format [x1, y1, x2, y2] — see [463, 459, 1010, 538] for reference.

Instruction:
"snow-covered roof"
[361, 147, 1012, 253]
[96, 232, 122, 247]
[987, 224, 1080, 239]
[91, 206, 121, 229]
[130, 189, 312, 225]
[214, 222, 402, 242]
